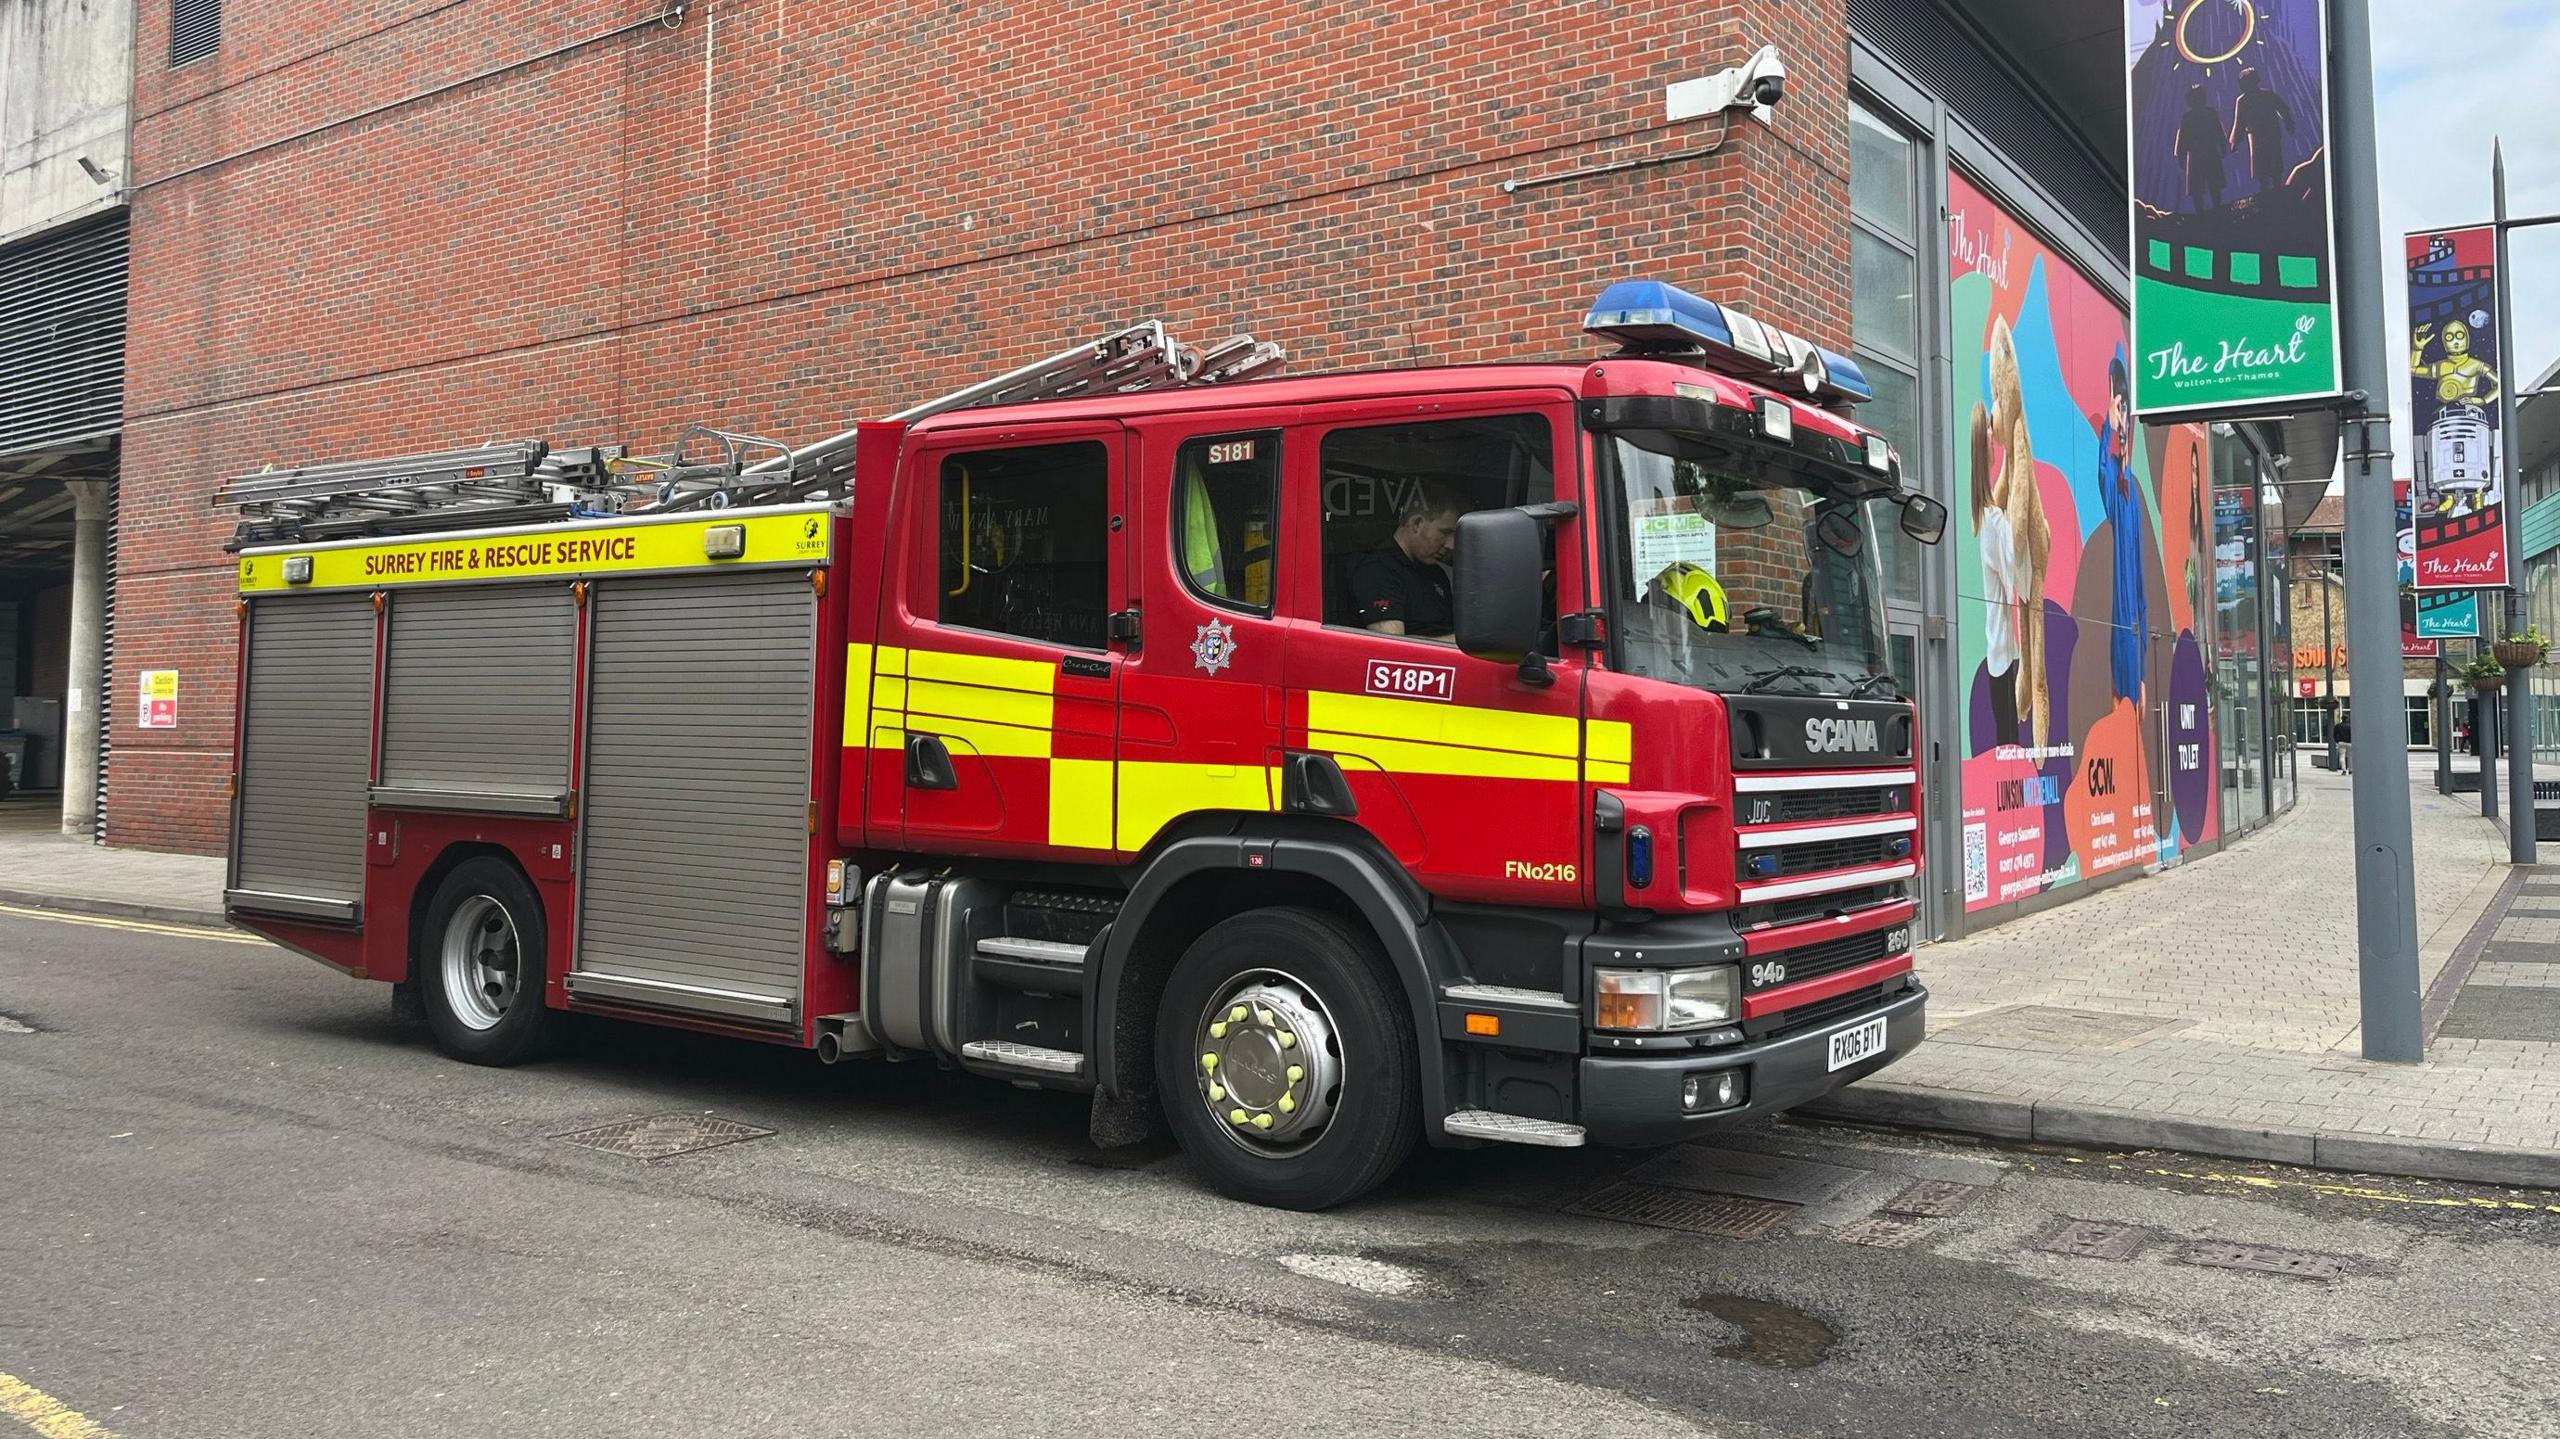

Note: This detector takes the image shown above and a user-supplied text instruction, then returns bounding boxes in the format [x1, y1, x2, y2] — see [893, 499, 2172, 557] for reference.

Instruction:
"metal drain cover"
[1880, 1179, 1983, 1218]
[1567, 1183, 1795, 1238]
[1831, 1214, 1932, 1249]
[554, 1112, 773, 1160]
[2179, 1241, 2351, 1280]
[2037, 1219, 2149, 1261]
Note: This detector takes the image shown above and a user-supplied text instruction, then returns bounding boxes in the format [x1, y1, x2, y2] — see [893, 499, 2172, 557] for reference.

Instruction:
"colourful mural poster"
[2406, 227, 2509, 589]
[1950, 172, 2219, 914]
[2126, 0, 2343, 414]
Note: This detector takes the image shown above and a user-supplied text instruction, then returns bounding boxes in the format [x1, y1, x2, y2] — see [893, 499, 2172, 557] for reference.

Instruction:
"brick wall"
[114, 0, 1855, 852]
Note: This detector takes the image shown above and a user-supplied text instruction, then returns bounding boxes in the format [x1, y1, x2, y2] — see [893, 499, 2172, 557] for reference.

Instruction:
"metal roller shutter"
[232, 594, 375, 915]
[379, 585, 574, 806]
[574, 571, 815, 1024]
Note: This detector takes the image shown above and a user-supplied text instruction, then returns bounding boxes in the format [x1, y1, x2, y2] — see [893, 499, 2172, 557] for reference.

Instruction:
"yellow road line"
[0, 1372, 119, 1439]
[0, 903, 267, 946]
[2057, 1155, 2560, 1213]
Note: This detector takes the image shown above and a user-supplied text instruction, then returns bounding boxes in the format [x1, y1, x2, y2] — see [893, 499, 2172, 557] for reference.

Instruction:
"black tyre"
[416, 857, 557, 1066]
[1155, 906, 1419, 1210]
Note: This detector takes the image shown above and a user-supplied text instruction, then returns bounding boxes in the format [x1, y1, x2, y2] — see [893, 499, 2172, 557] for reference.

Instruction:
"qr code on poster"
[1962, 822, 1989, 903]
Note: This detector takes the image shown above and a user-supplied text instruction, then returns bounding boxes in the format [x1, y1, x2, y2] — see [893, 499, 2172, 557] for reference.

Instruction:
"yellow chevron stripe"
[1305, 690, 1583, 757]
[1307, 731, 1581, 783]
[1116, 761, 1281, 850]
[1049, 758, 1115, 850]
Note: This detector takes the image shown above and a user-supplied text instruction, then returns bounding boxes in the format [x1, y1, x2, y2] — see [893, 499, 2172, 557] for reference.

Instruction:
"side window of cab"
[1316, 413, 1556, 644]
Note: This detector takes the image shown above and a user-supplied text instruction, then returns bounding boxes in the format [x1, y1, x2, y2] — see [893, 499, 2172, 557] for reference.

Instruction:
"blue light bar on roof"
[1582, 279, 1874, 407]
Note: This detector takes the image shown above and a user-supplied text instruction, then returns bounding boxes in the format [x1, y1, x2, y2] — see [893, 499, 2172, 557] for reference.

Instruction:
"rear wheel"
[1154, 907, 1418, 1210]
[417, 857, 556, 1066]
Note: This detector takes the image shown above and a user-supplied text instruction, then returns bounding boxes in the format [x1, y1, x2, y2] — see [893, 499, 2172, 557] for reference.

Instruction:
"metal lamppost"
[2332, 0, 2425, 1061]
[2493, 141, 2547, 863]
[2323, 567, 2339, 769]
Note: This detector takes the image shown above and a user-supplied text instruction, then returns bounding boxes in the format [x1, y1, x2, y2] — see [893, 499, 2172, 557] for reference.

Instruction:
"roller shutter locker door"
[234, 595, 376, 910]
[379, 585, 575, 803]
[575, 571, 816, 1023]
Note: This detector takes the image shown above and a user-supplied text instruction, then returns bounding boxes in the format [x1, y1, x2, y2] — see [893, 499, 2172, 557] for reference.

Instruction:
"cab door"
[1280, 394, 1602, 905]
[874, 422, 1125, 859]
[1114, 411, 1298, 854]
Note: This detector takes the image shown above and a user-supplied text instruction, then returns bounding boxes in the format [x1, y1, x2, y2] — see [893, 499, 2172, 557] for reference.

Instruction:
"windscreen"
[1604, 432, 1892, 699]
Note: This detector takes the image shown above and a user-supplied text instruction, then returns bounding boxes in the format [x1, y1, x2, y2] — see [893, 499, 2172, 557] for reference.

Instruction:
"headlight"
[1592, 966, 1738, 1032]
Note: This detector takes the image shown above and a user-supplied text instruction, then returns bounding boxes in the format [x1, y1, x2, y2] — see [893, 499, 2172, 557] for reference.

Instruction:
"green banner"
[2126, 0, 2344, 414]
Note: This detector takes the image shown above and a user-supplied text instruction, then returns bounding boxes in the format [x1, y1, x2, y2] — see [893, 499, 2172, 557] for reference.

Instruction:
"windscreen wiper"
[1742, 664, 1833, 695]
[1849, 672, 1901, 699]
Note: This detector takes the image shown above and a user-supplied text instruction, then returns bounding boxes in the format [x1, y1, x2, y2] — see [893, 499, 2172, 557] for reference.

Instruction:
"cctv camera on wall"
[1666, 44, 1788, 124]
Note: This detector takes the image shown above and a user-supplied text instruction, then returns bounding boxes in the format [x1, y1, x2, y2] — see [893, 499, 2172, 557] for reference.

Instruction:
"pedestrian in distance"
[2335, 716, 2353, 774]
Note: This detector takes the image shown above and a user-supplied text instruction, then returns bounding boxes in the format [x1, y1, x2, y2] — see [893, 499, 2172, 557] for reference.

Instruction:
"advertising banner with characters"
[1951, 172, 2220, 915]
[2126, 0, 2343, 414]
[2406, 227, 2509, 589]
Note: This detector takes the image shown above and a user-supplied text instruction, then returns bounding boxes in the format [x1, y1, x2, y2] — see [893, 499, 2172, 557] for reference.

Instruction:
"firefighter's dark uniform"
[1352, 547, 1454, 635]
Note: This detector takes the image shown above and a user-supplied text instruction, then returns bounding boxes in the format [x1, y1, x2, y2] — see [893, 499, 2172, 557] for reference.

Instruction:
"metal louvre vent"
[0, 215, 128, 458]
[1744, 884, 1904, 931]
[1770, 787, 1899, 823]
[1847, 0, 2128, 266]
[93, 474, 118, 845]
[1752, 927, 1893, 992]
[1745, 833, 1900, 880]
[170, 0, 222, 67]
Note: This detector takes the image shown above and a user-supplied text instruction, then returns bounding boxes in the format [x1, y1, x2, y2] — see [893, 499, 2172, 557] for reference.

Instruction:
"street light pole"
[2324, 569, 2338, 769]
[2331, 0, 2425, 1061]
[2496, 141, 2538, 862]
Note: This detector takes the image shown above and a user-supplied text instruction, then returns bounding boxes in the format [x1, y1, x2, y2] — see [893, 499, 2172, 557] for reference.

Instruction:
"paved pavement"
[5, 906, 2556, 1438]
[0, 794, 228, 928]
[1816, 759, 2560, 1187]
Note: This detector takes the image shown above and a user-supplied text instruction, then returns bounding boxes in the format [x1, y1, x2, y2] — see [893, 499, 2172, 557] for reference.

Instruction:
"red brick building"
[104, 0, 2205, 940]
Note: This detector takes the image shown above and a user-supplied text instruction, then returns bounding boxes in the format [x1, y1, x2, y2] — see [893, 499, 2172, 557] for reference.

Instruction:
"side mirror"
[1453, 508, 1546, 664]
[1898, 492, 1949, 546]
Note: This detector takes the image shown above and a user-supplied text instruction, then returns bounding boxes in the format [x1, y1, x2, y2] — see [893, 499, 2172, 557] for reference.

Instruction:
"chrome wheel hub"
[440, 895, 521, 1032]
[1193, 970, 1342, 1152]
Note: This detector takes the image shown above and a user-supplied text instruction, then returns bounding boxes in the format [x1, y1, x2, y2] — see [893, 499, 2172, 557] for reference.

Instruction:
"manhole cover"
[1880, 1179, 1983, 1218]
[2037, 1219, 2149, 1261]
[1633, 1146, 1870, 1205]
[1567, 1182, 1795, 1238]
[2179, 1241, 2351, 1280]
[1831, 1214, 1932, 1248]
[554, 1112, 773, 1160]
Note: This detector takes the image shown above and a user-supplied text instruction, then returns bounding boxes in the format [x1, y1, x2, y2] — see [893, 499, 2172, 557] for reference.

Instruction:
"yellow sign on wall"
[236, 507, 832, 594]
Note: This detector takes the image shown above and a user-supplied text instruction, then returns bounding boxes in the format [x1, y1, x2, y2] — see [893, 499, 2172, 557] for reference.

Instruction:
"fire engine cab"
[221, 281, 1950, 1209]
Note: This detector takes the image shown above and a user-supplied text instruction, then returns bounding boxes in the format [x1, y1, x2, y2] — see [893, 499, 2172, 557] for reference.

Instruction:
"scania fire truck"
[221, 281, 1949, 1209]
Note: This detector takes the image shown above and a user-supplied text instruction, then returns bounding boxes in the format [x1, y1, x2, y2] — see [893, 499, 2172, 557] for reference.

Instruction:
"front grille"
[1742, 884, 1903, 930]
[1743, 832, 1901, 880]
[1762, 787, 1902, 823]
[1749, 982, 1891, 1038]
[1747, 925, 1901, 992]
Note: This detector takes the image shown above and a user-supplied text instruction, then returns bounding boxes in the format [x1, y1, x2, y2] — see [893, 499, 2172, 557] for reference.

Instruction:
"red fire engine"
[220, 281, 1949, 1209]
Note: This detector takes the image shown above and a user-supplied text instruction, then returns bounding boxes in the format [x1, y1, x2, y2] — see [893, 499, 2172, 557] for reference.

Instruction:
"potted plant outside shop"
[2492, 626, 2549, 670]
[2465, 653, 2506, 693]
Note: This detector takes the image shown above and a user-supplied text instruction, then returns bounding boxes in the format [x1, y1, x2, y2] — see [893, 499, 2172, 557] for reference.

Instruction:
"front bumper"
[1575, 982, 1926, 1146]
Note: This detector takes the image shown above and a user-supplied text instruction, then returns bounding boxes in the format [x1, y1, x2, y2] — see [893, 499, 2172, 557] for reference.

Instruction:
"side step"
[960, 1039, 1087, 1078]
[973, 936, 1090, 994]
[1444, 1110, 1587, 1147]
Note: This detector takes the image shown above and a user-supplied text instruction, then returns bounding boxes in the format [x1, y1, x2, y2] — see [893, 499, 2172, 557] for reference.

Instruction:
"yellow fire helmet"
[1655, 560, 1729, 632]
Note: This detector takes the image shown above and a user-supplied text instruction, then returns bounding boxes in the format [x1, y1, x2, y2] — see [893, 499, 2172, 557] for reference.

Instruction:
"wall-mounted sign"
[138, 670, 178, 729]
[2126, 0, 2344, 414]
[2406, 227, 2510, 590]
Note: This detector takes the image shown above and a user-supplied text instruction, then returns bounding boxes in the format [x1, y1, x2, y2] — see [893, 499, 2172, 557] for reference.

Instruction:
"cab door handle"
[904, 734, 959, 791]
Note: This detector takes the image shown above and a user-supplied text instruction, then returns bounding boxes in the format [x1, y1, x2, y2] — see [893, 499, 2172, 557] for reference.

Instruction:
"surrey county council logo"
[1190, 618, 1238, 676]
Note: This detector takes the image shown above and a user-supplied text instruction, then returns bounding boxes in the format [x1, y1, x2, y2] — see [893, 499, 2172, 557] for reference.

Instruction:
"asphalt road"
[3, 906, 2556, 1438]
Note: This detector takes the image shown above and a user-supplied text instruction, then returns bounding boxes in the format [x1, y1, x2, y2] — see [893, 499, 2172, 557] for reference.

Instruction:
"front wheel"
[1154, 907, 1418, 1210]
[417, 857, 557, 1066]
